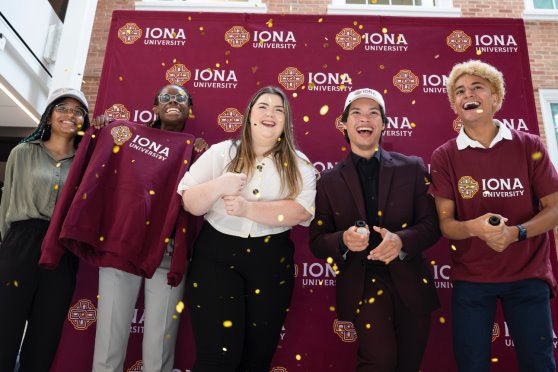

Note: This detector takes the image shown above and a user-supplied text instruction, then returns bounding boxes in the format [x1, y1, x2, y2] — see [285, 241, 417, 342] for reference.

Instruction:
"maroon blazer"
[309, 149, 440, 322]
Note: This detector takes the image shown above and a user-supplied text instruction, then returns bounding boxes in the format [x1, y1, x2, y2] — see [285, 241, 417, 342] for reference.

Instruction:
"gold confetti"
[13, 280, 18, 288]
[113, 145, 120, 153]
[99, 236, 105, 242]
[366, 323, 371, 329]
[326, 257, 334, 264]
[222, 347, 228, 352]
[53, 184, 59, 190]
[430, 260, 436, 265]
[246, 248, 251, 253]
[320, 105, 329, 115]
[176, 301, 184, 313]
[82, 193, 87, 200]
[149, 190, 155, 195]
[439, 316, 446, 324]
[161, 62, 166, 67]
[303, 116, 310, 123]
[318, 18, 323, 23]
[451, 244, 457, 251]
[184, 159, 189, 165]
[295, 354, 302, 361]
[283, 162, 288, 167]
[368, 297, 375, 304]
[359, 25, 363, 30]
[382, 27, 388, 33]
[532, 151, 542, 160]
[383, 89, 388, 94]
[377, 210, 383, 217]
[377, 289, 383, 296]
[223, 320, 233, 328]
[292, 92, 298, 98]
[329, 306, 335, 312]
[77, 131, 85, 136]
[317, 220, 323, 226]
[264, 236, 271, 243]
[401, 223, 408, 228]
[476, 49, 482, 55]
[422, 278, 428, 284]
[193, 282, 198, 288]
[491, 358, 499, 363]
[411, 100, 416, 105]
[216, 63, 220, 68]
[255, 288, 261, 294]
[277, 214, 285, 222]
[164, 237, 170, 243]
[199, 26, 204, 31]
[266, 19, 273, 28]
[411, 122, 416, 128]
[353, 21, 358, 26]
[434, 54, 440, 59]
[336, 55, 341, 61]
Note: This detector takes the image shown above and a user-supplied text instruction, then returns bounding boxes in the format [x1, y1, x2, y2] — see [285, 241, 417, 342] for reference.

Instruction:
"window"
[328, 0, 460, 17]
[134, 0, 267, 13]
[539, 89, 558, 171]
[533, 0, 558, 9]
[523, 0, 558, 20]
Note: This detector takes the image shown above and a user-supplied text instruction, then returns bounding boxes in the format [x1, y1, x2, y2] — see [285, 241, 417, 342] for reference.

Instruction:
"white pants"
[92, 256, 185, 372]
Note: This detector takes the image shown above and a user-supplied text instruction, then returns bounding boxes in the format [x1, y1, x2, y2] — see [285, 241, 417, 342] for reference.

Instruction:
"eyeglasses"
[54, 104, 87, 118]
[158, 93, 188, 104]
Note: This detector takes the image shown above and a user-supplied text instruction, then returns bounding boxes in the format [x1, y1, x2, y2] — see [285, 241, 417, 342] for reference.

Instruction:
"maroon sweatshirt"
[40, 120, 195, 286]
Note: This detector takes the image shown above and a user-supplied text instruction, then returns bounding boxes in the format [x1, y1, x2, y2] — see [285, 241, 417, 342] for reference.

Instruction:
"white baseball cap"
[47, 88, 89, 111]
[343, 88, 385, 114]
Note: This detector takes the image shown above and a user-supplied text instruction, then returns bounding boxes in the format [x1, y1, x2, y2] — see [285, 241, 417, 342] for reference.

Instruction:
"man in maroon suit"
[309, 88, 440, 372]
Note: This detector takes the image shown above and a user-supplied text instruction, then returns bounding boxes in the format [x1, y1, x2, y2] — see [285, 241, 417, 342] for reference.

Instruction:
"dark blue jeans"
[452, 279, 555, 372]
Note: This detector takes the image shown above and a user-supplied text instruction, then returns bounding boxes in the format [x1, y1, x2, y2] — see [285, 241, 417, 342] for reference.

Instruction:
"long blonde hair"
[227, 86, 304, 199]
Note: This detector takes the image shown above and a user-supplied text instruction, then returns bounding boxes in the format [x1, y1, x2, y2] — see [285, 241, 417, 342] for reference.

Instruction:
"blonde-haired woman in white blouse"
[177, 86, 317, 371]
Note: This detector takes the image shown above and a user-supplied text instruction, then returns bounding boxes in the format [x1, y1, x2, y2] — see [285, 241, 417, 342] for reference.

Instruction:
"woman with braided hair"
[0, 88, 90, 371]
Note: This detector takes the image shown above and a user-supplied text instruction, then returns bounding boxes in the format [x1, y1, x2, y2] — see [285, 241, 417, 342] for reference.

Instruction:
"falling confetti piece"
[368, 297, 375, 304]
[320, 105, 329, 115]
[353, 21, 358, 26]
[412, 100, 416, 105]
[13, 280, 19, 288]
[277, 214, 285, 222]
[382, 27, 388, 33]
[193, 282, 198, 288]
[377, 210, 383, 217]
[341, 146, 347, 152]
[329, 306, 335, 311]
[223, 320, 233, 328]
[422, 278, 428, 284]
[99, 236, 105, 242]
[326, 257, 334, 264]
[430, 260, 436, 265]
[317, 220, 323, 226]
[149, 190, 155, 195]
[366, 323, 371, 329]
[283, 162, 288, 167]
[318, 18, 323, 23]
[377, 289, 383, 296]
[53, 184, 59, 190]
[401, 223, 408, 228]
[246, 248, 251, 253]
[359, 25, 363, 30]
[184, 159, 189, 165]
[476, 49, 482, 55]
[439, 316, 446, 324]
[451, 244, 457, 251]
[216, 63, 220, 68]
[336, 55, 341, 61]
[266, 19, 273, 27]
[82, 193, 87, 200]
[491, 358, 498, 363]
[77, 131, 85, 136]
[164, 237, 170, 243]
[532, 151, 542, 160]
[264, 236, 271, 243]
[113, 145, 120, 153]
[176, 301, 185, 313]
[411, 122, 416, 128]
[255, 289, 261, 294]
[295, 354, 302, 361]
[223, 347, 228, 352]
[303, 116, 310, 122]
[383, 89, 388, 94]
[199, 26, 204, 31]
[118, 76, 123, 81]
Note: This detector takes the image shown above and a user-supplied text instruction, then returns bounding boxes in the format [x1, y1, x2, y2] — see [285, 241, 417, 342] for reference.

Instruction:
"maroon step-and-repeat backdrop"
[50, 10, 558, 372]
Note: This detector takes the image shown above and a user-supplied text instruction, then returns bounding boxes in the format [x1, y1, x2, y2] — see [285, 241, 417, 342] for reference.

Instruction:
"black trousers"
[0, 219, 78, 372]
[353, 268, 431, 372]
[186, 222, 295, 372]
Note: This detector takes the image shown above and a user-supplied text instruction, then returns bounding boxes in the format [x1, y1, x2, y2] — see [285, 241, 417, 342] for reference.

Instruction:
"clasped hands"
[220, 172, 249, 217]
[468, 213, 515, 252]
[342, 224, 403, 263]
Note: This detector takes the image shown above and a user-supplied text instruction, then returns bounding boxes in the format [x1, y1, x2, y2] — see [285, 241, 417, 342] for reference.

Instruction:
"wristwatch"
[516, 224, 527, 241]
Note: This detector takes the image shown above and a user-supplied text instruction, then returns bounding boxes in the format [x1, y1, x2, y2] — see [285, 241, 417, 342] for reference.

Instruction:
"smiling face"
[452, 73, 498, 125]
[343, 97, 385, 158]
[249, 93, 286, 148]
[49, 98, 85, 139]
[153, 85, 189, 132]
